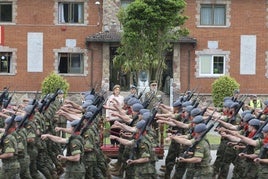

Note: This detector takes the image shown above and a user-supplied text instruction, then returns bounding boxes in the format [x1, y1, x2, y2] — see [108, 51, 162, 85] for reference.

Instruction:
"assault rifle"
[184, 86, 199, 102]
[80, 98, 106, 136]
[137, 87, 146, 100]
[180, 123, 214, 158]
[205, 109, 216, 125]
[0, 87, 9, 106]
[3, 89, 15, 108]
[142, 92, 155, 109]
[242, 117, 268, 154]
[129, 107, 158, 160]
[215, 95, 247, 130]
[38, 94, 50, 113]
[16, 102, 38, 131]
[0, 112, 17, 147]
[42, 88, 60, 113]
[200, 101, 212, 116]
[191, 92, 200, 107]
[259, 143, 268, 159]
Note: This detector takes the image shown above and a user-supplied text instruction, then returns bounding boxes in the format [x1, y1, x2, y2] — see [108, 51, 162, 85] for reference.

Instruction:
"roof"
[86, 31, 197, 44]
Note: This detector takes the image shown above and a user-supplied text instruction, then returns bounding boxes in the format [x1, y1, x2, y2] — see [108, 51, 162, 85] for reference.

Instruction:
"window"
[0, 2, 12, 22]
[0, 52, 12, 73]
[58, 53, 84, 74]
[200, 4, 226, 26]
[58, 2, 84, 24]
[199, 55, 225, 76]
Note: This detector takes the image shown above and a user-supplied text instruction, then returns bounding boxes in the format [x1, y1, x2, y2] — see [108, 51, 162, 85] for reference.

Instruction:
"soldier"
[0, 116, 20, 178]
[174, 123, 213, 179]
[41, 119, 85, 179]
[14, 115, 32, 179]
[110, 113, 157, 178]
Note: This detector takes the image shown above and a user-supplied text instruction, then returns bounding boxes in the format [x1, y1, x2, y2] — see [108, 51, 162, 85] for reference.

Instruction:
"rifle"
[0, 87, 9, 106]
[259, 144, 268, 159]
[3, 89, 15, 108]
[242, 117, 268, 154]
[142, 92, 155, 109]
[200, 101, 212, 115]
[38, 94, 49, 113]
[129, 107, 158, 160]
[137, 87, 146, 100]
[180, 123, 214, 158]
[205, 109, 216, 125]
[80, 98, 106, 136]
[185, 86, 199, 102]
[191, 92, 200, 107]
[16, 102, 38, 131]
[0, 111, 17, 147]
[42, 88, 60, 113]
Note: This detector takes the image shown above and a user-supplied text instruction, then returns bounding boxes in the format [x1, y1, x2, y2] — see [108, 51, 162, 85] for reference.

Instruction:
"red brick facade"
[0, 0, 103, 92]
[182, 0, 268, 94]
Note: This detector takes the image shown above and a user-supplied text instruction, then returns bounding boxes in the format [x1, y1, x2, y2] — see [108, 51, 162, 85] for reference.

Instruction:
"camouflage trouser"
[165, 140, 181, 179]
[186, 165, 213, 179]
[172, 161, 187, 179]
[1, 161, 20, 179]
[28, 145, 43, 179]
[18, 155, 32, 179]
[37, 149, 55, 178]
[243, 159, 258, 178]
[257, 165, 268, 179]
[64, 163, 85, 179]
[218, 145, 237, 179]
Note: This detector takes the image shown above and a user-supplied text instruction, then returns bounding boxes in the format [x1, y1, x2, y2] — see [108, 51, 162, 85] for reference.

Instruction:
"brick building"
[2, 0, 268, 96]
[0, 0, 103, 92]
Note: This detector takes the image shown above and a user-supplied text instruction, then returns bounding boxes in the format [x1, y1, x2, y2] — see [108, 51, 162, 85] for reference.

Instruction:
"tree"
[114, 0, 188, 87]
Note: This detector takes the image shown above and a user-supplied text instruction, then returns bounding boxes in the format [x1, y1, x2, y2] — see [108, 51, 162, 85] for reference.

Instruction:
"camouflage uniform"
[65, 135, 85, 179]
[81, 124, 97, 178]
[127, 135, 157, 179]
[15, 127, 32, 179]
[185, 138, 213, 179]
[25, 119, 43, 179]
[1, 133, 20, 178]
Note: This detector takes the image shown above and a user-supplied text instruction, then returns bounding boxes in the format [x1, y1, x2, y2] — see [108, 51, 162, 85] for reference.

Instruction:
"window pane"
[200, 56, 211, 74]
[213, 56, 224, 74]
[0, 4, 12, 22]
[214, 5, 225, 25]
[0, 52, 11, 73]
[59, 3, 83, 24]
[70, 53, 83, 73]
[200, 5, 212, 25]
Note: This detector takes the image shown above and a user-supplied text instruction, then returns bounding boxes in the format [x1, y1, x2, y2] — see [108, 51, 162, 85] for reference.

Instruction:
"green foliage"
[212, 76, 240, 107]
[114, 0, 188, 83]
[41, 72, 69, 96]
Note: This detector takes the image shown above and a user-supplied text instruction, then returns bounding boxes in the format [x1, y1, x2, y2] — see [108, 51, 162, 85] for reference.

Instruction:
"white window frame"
[195, 49, 230, 78]
[200, 4, 226, 26]
[196, 0, 231, 28]
[199, 55, 225, 77]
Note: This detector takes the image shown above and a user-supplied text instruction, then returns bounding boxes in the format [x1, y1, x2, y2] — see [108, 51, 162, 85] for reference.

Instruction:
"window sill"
[0, 73, 15, 76]
[197, 74, 225, 78]
[0, 22, 16, 25]
[58, 73, 86, 77]
[56, 23, 88, 26]
[197, 25, 229, 28]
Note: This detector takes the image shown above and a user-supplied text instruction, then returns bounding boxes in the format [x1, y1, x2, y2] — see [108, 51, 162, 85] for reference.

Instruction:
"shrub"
[212, 76, 240, 107]
[41, 72, 69, 96]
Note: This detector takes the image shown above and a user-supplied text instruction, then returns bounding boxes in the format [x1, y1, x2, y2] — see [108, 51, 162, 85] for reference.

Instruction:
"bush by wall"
[212, 76, 240, 107]
[41, 72, 69, 96]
